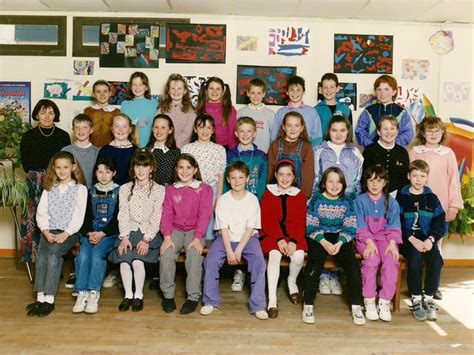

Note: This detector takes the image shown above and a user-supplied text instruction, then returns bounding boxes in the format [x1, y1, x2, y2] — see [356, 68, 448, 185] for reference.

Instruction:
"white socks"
[37, 292, 54, 304]
[120, 262, 134, 299]
[120, 260, 146, 299]
[288, 250, 304, 294]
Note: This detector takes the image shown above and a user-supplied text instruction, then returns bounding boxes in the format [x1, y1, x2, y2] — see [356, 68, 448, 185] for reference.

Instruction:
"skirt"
[108, 230, 162, 264]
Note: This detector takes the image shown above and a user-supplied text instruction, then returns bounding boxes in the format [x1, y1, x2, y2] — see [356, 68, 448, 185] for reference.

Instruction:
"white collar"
[248, 103, 265, 110]
[267, 184, 300, 196]
[110, 139, 133, 148]
[412, 145, 450, 155]
[237, 143, 254, 152]
[91, 104, 117, 112]
[152, 143, 169, 153]
[174, 180, 201, 189]
[377, 140, 395, 150]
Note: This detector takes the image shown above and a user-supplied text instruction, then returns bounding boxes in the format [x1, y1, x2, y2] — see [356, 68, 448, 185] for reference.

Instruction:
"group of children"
[21, 70, 462, 326]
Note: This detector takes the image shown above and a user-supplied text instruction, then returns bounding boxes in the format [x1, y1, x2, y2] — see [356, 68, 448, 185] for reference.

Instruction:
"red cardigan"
[259, 188, 307, 253]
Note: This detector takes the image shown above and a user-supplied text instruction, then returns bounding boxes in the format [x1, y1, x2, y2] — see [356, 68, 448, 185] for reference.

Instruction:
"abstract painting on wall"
[236, 65, 297, 105]
[402, 59, 430, 80]
[73, 60, 95, 75]
[184, 76, 209, 105]
[236, 36, 257, 51]
[166, 24, 226, 63]
[268, 27, 309, 56]
[71, 80, 93, 101]
[317, 82, 357, 110]
[443, 82, 471, 103]
[108, 81, 129, 105]
[334, 34, 393, 73]
[99, 23, 160, 68]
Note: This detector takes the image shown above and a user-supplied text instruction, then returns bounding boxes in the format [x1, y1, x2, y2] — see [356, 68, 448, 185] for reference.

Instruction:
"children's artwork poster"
[395, 86, 422, 109]
[236, 65, 297, 106]
[317, 82, 357, 110]
[446, 117, 473, 177]
[429, 30, 454, 55]
[359, 93, 377, 109]
[0, 81, 31, 123]
[401, 59, 430, 80]
[184, 76, 209, 106]
[334, 34, 393, 74]
[108, 81, 128, 105]
[443, 82, 471, 103]
[71, 80, 93, 101]
[73, 60, 95, 75]
[166, 24, 226, 63]
[236, 36, 257, 51]
[268, 27, 309, 56]
[44, 81, 70, 100]
[99, 22, 160, 68]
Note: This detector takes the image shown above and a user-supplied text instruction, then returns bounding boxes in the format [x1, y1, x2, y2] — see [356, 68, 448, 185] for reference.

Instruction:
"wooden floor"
[1, 258, 473, 354]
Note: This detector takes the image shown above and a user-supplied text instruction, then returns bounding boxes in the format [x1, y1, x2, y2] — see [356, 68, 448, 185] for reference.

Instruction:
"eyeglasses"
[425, 129, 442, 135]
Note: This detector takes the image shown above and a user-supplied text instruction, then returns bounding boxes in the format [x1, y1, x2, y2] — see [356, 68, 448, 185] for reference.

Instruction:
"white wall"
[0, 11, 472, 258]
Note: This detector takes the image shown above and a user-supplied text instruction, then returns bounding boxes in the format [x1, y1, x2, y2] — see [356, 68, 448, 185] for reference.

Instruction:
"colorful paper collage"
[184, 76, 209, 106]
[334, 34, 393, 73]
[166, 24, 226, 63]
[443, 82, 471, 103]
[236, 36, 257, 51]
[317, 82, 357, 110]
[268, 27, 310, 56]
[0, 81, 31, 123]
[359, 93, 377, 109]
[236, 65, 297, 105]
[71, 80, 93, 101]
[73, 60, 95, 75]
[402, 59, 430, 80]
[395, 86, 422, 109]
[43, 82, 69, 100]
[100, 23, 159, 68]
[108, 81, 129, 105]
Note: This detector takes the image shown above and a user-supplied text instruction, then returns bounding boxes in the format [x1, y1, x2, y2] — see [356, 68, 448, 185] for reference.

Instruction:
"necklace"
[38, 125, 55, 137]
[237, 147, 254, 169]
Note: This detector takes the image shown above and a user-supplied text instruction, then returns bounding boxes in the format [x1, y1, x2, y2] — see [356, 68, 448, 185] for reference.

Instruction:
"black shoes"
[118, 298, 133, 311]
[27, 302, 55, 317]
[162, 298, 177, 313]
[148, 277, 160, 290]
[433, 290, 443, 300]
[132, 298, 144, 312]
[180, 300, 198, 315]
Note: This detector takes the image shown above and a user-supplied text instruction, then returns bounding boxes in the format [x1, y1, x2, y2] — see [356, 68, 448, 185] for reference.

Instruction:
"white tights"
[120, 260, 146, 299]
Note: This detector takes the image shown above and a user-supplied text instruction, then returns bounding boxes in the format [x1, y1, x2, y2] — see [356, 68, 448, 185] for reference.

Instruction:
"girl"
[182, 114, 226, 241]
[303, 167, 365, 326]
[409, 116, 463, 301]
[73, 157, 120, 314]
[196, 76, 238, 149]
[20, 99, 70, 263]
[159, 154, 213, 314]
[25, 152, 87, 317]
[121, 72, 158, 148]
[267, 111, 314, 198]
[157, 73, 196, 148]
[108, 150, 165, 312]
[146, 114, 181, 186]
[354, 164, 402, 322]
[355, 74, 413, 148]
[97, 113, 136, 185]
[363, 115, 410, 195]
[260, 159, 307, 318]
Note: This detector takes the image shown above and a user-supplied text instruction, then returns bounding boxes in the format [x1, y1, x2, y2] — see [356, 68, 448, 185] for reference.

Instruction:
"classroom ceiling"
[0, 0, 472, 24]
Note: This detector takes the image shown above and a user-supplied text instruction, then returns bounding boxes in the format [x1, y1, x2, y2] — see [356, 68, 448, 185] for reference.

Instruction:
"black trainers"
[65, 273, 76, 289]
[433, 290, 443, 300]
[162, 298, 176, 313]
[180, 300, 198, 315]
[148, 277, 160, 290]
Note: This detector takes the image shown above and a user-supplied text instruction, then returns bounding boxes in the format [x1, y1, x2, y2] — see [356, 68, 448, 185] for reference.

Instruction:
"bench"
[177, 248, 406, 312]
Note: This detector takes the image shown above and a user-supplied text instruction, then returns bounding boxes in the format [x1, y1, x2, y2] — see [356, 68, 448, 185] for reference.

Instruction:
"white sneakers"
[255, 310, 269, 320]
[231, 270, 245, 292]
[351, 305, 366, 326]
[364, 297, 392, 322]
[72, 290, 100, 314]
[72, 291, 88, 313]
[319, 274, 343, 295]
[200, 305, 216, 315]
[102, 273, 119, 288]
[328, 277, 343, 295]
[302, 305, 315, 324]
[319, 276, 331, 295]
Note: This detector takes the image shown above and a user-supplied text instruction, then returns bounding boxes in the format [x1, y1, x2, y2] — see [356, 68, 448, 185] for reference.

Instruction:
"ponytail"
[221, 83, 232, 125]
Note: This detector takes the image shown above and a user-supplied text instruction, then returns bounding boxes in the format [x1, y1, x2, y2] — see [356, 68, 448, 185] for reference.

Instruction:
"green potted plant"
[0, 107, 31, 167]
[448, 171, 473, 239]
[0, 160, 28, 214]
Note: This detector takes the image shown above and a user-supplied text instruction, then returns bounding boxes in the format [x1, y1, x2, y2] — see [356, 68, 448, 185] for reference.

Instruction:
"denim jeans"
[74, 234, 117, 291]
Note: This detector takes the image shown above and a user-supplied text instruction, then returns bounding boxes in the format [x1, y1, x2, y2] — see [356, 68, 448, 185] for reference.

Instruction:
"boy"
[237, 78, 275, 152]
[271, 76, 322, 147]
[225, 116, 268, 292]
[396, 160, 445, 321]
[200, 161, 268, 320]
[315, 73, 353, 137]
[84, 80, 120, 148]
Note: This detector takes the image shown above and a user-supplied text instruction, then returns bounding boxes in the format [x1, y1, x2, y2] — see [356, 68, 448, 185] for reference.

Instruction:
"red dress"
[259, 185, 307, 253]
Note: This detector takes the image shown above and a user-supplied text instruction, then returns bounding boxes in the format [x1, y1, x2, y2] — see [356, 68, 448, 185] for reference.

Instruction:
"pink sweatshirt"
[160, 181, 213, 239]
[204, 102, 238, 148]
[409, 145, 463, 219]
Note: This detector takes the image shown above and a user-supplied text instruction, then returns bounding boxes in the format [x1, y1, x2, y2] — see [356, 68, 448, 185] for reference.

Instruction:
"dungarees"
[276, 139, 303, 187]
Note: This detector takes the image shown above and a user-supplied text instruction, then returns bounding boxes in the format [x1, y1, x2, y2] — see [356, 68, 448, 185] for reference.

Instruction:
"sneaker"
[255, 310, 269, 320]
[85, 290, 100, 314]
[410, 298, 427, 321]
[302, 305, 315, 324]
[364, 297, 379, 321]
[102, 273, 118, 288]
[433, 290, 443, 300]
[378, 298, 392, 322]
[328, 276, 343, 295]
[72, 291, 88, 313]
[423, 298, 438, 321]
[319, 275, 331, 295]
[231, 270, 245, 292]
[200, 305, 216, 316]
[65, 273, 76, 289]
[352, 305, 366, 325]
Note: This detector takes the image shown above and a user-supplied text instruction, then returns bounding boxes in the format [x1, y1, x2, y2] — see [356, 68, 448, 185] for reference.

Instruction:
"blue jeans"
[75, 234, 117, 291]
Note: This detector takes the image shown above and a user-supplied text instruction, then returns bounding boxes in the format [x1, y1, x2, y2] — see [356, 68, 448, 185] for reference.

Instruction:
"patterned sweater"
[306, 192, 357, 244]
